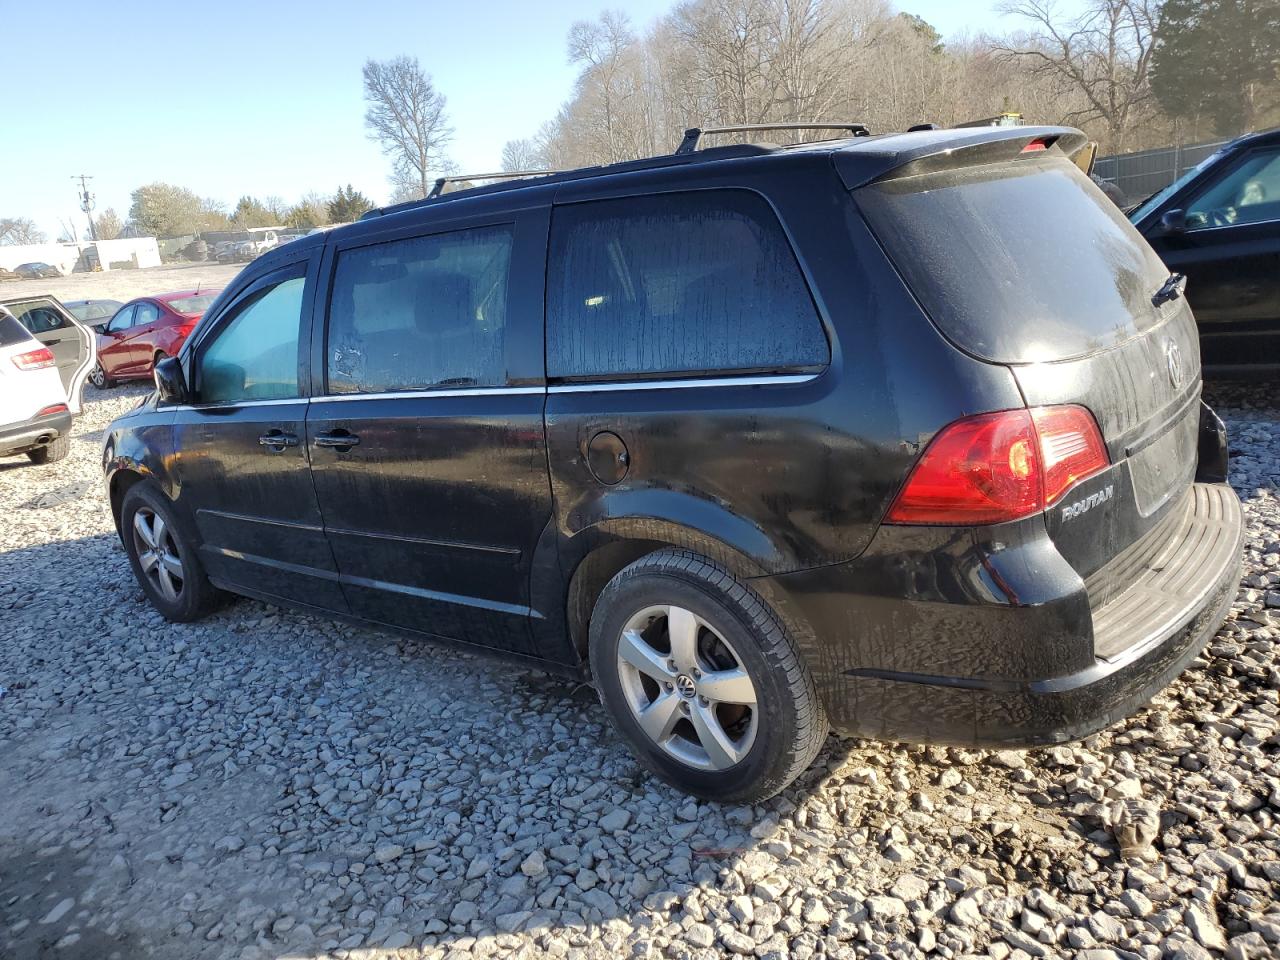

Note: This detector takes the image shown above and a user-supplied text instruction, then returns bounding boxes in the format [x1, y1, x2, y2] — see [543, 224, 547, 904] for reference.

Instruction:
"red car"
[90, 289, 219, 388]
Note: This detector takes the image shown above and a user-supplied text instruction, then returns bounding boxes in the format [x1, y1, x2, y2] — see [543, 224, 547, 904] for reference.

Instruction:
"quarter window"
[197, 275, 304, 404]
[325, 225, 513, 394]
[547, 191, 827, 380]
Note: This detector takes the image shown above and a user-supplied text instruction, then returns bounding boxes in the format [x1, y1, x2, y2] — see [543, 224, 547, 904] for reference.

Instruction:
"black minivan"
[103, 125, 1243, 802]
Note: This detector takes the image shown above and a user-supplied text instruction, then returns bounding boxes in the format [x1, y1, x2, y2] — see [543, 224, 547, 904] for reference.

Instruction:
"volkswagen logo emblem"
[675, 675, 697, 699]
[1165, 340, 1183, 389]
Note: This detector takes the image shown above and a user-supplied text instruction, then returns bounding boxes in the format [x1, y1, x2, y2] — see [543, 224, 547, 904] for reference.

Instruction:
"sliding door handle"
[314, 431, 360, 449]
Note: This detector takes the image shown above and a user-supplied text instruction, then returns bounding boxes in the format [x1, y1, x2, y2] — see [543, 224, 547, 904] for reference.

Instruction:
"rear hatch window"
[855, 158, 1171, 363]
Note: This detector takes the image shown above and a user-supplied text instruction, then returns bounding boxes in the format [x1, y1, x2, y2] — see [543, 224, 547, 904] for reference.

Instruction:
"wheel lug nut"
[699, 696, 709, 706]
[663, 682, 673, 691]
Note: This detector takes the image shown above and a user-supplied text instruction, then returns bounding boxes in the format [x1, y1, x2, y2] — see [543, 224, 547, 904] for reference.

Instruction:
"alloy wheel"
[616, 604, 758, 771]
[90, 364, 106, 388]
[132, 507, 184, 603]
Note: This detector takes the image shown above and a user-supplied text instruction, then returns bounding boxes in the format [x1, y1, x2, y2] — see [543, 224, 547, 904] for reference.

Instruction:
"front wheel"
[120, 483, 221, 621]
[89, 362, 113, 389]
[589, 550, 828, 803]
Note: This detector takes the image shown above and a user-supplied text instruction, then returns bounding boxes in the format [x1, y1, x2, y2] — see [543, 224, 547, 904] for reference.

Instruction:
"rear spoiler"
[834, 126, 1092, 190]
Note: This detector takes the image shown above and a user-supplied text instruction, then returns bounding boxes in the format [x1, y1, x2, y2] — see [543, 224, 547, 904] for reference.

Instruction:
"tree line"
[7, 0, 1277, 242]
[357, 0, 1279, 193]
[493, 0, 1280, 175]
[1, 185, 377, 246]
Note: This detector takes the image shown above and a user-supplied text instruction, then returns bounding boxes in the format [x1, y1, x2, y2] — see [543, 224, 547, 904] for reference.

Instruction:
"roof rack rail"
[427, 169, 561, 199]
[676, 122, 870, 155]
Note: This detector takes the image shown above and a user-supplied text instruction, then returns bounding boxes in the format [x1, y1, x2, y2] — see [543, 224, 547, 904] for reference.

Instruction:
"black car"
[14, 262, 61, 280]
[1131, 126, 1280, 376]
[103, 124, 1242, 802]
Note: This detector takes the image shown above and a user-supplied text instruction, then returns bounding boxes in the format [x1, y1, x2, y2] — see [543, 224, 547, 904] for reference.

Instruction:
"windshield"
[165, 294, 218, 315]
[1129, 150, 1224, 223]
[857, 157, 1169, 364]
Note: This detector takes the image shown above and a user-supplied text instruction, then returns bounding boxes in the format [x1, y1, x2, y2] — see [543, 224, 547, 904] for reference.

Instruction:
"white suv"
[0, 304, 95, 464]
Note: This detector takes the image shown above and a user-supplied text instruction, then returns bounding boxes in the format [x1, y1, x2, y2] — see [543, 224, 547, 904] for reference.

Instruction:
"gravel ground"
[0, 263, 243, 305]
[1, 382, 1278, 960]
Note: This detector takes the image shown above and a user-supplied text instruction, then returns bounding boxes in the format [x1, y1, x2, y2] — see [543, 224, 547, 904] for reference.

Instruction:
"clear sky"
[4, 0, 1068, 240]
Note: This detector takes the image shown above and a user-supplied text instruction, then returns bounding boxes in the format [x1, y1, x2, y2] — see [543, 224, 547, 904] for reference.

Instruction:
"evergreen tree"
[327, 185, 373, 223]
[1152, 0, 1280, 137]
[230, 196, 277, 228]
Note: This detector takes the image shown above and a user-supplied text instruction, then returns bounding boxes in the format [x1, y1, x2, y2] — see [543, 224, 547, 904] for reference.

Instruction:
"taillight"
[36, 403, 68, 418]
[11, 347, 56, 370]
[1031, 405, 1110, 506]
[886, 405, 1109, 525]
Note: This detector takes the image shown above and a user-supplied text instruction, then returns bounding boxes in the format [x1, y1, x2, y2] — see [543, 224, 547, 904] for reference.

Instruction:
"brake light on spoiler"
[886, 405, 1109, 525]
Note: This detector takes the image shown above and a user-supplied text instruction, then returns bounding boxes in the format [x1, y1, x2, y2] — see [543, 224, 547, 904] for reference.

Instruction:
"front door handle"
[258, 432, 299, 449]
[314, 431, 360, 449]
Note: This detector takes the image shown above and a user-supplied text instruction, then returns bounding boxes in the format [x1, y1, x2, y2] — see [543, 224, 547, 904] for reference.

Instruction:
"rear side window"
[326, 225, 513, 394]
[856, 158, 1170, 363]
[547, 191, 827, 380]
[8, 301, 70, 335]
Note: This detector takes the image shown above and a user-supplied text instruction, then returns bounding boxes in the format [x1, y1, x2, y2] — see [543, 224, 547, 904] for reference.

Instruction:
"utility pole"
[73, 174, 97, 241]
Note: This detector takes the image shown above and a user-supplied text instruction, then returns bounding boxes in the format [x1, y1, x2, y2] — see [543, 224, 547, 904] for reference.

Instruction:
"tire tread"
[595, 549, 828, 802]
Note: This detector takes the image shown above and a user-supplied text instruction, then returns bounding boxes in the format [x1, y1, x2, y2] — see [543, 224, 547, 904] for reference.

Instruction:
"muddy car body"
[102, 125, 1242, 801]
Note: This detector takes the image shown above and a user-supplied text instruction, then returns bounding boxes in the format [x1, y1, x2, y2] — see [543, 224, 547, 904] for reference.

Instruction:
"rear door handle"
[314, 431, 360, 448]
[258, 432, 299, 449]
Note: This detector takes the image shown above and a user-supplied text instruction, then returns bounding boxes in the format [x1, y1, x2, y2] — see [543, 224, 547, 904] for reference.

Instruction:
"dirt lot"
[0, 382, 1278, 960]
[0, 263, 244, 306]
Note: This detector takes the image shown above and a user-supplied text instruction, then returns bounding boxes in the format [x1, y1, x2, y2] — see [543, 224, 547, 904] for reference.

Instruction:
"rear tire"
[589, 550, 828, 803]
[120, 482, 221, 622]
[26, 436, 70, 464]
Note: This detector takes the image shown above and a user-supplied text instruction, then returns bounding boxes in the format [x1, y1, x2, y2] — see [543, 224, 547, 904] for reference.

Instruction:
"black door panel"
[304, 207, 553, 654]
[174, 401, 341, 602]
[169, 255, 343, 610]
[1148, 222, 1280, 370]
[306, 391, 548, 652]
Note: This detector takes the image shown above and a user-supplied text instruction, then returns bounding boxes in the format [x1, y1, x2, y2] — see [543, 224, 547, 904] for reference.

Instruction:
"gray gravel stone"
[2, 378, 1279, 960]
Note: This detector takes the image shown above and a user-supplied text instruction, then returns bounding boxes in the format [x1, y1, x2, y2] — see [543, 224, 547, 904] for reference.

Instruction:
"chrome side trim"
[167, 374, 817, 407]
[547, 373, 819, 393]
[169, 397, 307, 412]
[312, 386, 545, 402]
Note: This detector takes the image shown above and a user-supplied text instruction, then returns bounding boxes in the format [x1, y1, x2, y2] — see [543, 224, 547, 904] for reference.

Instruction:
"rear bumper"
[0, 409, 73, 457]
[765, 482, 1243, 746]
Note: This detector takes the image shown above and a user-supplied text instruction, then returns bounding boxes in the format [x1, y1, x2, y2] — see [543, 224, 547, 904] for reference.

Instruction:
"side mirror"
[1160, 208, 1187, 235]
[154, 356, 189, 404]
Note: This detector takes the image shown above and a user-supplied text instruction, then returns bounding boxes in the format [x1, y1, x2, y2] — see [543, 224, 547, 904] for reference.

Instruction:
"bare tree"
[363, 56, 454, 200]
[94, 208, 123, 241]
[0, 217, 46, 245]
[568, 12, 641, 162]
[501, 139, 544, 172]
[997, 0, 1160, 152]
